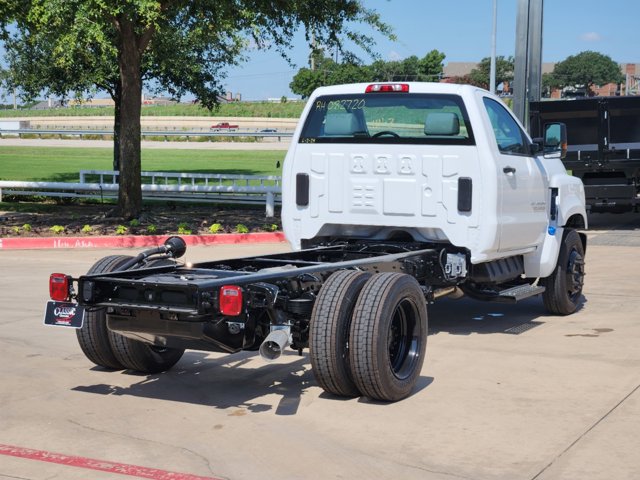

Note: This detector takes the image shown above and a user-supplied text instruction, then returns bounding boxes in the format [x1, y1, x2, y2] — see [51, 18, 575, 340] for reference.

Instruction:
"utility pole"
[512, 0, 543, 128]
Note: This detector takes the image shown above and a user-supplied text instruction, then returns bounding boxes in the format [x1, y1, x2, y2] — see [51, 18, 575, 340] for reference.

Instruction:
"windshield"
[299, 93, 474, 145]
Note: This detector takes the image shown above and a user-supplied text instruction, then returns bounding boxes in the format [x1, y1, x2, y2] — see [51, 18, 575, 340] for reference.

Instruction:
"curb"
[0, 232, 287, 250]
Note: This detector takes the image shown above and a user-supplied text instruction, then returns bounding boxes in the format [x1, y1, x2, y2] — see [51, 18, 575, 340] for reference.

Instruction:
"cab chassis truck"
[46, 83, 587, 402]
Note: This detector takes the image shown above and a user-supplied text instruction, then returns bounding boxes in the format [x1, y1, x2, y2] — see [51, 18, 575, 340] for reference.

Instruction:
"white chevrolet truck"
[45, 82, 587, 402]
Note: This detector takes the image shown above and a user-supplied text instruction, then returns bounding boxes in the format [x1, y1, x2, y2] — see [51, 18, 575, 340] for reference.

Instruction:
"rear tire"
[350, 273, 428, 402]
[105, 255, 185, 373]
[76, 255, 132, 369]
[107, 333, 185, 374]
[310, 270, 371, 397]
[541, 229, 586, 315]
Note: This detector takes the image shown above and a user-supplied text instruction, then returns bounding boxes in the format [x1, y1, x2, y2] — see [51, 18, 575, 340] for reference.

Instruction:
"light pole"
[490, 0, 497, 94]
[513, 0, 543, 127]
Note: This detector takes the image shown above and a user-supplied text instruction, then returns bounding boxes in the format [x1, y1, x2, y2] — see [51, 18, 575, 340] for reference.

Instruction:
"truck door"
[482, 97, 547, 251]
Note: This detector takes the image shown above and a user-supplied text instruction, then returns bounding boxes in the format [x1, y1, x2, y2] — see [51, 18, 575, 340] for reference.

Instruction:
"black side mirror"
[530, 139, 543, 155]
[543, 122, 567, 159]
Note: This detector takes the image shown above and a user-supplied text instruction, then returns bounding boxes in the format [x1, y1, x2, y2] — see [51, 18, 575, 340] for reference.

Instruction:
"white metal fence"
[0, 170, 282, 217]
[0, 128, 293, 141]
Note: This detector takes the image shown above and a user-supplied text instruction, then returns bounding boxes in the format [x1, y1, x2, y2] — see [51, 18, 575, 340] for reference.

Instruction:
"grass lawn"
[0, 146, 285, 182]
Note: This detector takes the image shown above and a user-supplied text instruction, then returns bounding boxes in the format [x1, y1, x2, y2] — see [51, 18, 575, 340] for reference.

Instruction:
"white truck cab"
[282, 82, 586, 281]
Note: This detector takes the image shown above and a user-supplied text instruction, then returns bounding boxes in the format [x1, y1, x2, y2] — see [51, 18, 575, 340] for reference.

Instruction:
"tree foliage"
[1, 0, 391, 218]
[468, 56, 514, 91]
[547, 51, 623, 94]
[290, 49, 445, 98]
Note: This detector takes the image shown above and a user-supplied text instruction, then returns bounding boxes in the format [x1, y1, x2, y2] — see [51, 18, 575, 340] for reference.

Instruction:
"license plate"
[43, 301, 85, 328]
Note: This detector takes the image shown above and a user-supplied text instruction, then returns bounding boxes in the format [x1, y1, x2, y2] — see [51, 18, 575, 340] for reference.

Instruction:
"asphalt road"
[1, 215, 639, 480]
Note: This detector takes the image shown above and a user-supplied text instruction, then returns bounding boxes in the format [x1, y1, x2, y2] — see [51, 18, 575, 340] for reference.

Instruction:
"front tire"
[542, 229, 586, 315]
[310, 270, 371, 397]
[349, 273, 428, 402]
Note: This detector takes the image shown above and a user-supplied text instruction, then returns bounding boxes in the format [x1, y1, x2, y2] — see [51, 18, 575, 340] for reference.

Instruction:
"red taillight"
[219, 285, 243, 316]
[365, 83, 409, 93]
[50, 273, 71, 301]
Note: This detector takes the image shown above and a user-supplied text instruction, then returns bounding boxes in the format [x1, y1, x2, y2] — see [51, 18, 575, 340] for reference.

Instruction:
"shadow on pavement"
[74, 350, 313, 416]
[71, 294, 586, 412]
[427, 295, 581, 336]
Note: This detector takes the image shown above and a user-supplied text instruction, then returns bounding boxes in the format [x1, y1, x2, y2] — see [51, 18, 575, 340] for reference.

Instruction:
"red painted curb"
[0, 232, 286, 250]
[0, 443, 223, 480]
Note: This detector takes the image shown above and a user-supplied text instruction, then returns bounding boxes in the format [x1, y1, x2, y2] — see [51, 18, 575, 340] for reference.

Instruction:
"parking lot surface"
[1, 216, 639, 480]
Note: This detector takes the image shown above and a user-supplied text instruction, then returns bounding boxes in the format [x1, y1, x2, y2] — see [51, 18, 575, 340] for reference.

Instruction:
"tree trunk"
[112, 82, 122, 173]
[116, 19, 143, 219]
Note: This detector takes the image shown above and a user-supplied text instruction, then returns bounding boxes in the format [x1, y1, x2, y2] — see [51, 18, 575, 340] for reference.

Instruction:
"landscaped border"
[0, 232, 286, 250]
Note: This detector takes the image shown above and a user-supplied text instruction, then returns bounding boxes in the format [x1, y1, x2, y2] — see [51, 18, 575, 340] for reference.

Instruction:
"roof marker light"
[365, 83, 410, 93]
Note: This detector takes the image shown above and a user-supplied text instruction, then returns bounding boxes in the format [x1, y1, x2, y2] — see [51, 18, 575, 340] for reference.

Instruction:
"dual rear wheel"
[76, 255, 184, 374]
[310, 271, 428, 402]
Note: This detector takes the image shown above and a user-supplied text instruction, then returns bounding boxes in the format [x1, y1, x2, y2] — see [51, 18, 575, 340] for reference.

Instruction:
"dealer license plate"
[43, 301, 85, 328]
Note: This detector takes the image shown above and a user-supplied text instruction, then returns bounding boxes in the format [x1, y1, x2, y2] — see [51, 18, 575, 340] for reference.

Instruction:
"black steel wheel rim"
[149, 345, 170, 354]
[387, 298, 421, 380]
[565, 248, 585, 301]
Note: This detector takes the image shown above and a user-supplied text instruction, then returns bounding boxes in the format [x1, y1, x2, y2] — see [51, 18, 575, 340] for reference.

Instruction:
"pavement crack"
[393, 461, 472, 479]
[67, 419, 221, 478]
[530, 382, 640, 480]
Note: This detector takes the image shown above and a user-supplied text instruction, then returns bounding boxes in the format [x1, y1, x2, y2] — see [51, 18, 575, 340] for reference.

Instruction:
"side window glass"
[483, 97, 528, 155]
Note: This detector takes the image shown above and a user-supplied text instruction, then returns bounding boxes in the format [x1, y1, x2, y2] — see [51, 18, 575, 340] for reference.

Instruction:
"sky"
[224, 0, 640, 100]
[2, 0, 638, 103]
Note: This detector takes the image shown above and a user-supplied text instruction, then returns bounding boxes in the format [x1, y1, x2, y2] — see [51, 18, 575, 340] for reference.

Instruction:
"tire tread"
[310, 270, 370, 397]
[75, 255, 132, 369]
[350, 273, 428, 402]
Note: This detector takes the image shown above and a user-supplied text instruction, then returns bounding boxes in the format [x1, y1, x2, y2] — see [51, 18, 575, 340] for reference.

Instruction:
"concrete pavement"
[0, 215, 639, 480]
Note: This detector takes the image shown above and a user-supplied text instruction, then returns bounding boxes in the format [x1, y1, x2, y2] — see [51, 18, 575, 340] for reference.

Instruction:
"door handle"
[503, 166, 516, 174]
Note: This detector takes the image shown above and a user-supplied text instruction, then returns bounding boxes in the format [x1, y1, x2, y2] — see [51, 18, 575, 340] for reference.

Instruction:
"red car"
[210, 122, 238, 131]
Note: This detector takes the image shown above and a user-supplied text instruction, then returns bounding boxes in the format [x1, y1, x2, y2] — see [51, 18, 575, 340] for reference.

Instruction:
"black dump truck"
[530, 96, 640, 213]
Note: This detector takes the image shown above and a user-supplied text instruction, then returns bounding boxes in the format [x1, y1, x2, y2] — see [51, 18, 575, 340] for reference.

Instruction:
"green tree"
[291, 49, 445, 96]
[290, 68, 325, 98]
[370, 50, 445, 81]
[548, 51, 623, 95]
[1, 1, 391, 218]
[418, 50, 447, 81]
[468, 56, 514, 91]
[290, 53, 373, 98]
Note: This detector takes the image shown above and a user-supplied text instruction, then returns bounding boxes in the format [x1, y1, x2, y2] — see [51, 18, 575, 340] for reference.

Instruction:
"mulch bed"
[0, 203, 281, 238]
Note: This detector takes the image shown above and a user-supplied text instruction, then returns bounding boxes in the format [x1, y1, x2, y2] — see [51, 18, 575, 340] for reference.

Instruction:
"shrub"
[81, 224, 93, 234]
[50, 225, 65, 235]
[177, 222, 192, 235]
[146, 224, 157, 234]
[208, 223, 223, 234]
[115, 225, 128, 235]
[129, 218, 140, 227]
[22, 223, 32, 232]
[235, 223, 249, 234]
